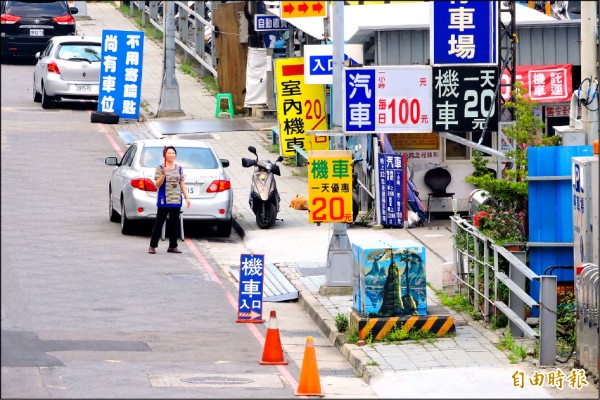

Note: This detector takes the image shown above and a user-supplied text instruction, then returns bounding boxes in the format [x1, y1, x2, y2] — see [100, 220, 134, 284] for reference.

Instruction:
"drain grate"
[296, 267, 327, 277]
[181, 376, 253, 385]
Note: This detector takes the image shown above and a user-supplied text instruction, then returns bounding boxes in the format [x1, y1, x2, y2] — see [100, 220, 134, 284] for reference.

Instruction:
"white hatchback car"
[32, 35, 101, 109]
[104, 139, 234, 237]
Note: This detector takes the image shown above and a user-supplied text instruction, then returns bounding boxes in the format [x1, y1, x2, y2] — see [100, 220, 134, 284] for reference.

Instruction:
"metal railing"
[450, 215, 558, 366]
[128, 1, 217, 78]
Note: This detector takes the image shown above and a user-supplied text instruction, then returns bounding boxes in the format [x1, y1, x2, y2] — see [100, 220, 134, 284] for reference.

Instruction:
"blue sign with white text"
[309, 54, 359, 75]
[344, 68, 376, 132]
[98, 29, 144, 120]
[236, 254, 265, 323]
[431, 1, 497, 65]
[378, 153, 405, 227]
[254, 14, 289, 31]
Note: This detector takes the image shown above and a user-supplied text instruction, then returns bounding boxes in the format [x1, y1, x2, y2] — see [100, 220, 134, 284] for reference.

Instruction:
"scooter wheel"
[256, 203, 277, 229]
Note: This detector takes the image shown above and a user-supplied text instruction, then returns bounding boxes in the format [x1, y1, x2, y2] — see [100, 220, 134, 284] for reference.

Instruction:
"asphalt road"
[0, 59, 303, 398]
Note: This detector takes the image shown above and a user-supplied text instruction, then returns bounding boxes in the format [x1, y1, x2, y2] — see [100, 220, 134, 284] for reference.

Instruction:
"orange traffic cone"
[259, 310, 288, 365]
[295, 336, 323, 397]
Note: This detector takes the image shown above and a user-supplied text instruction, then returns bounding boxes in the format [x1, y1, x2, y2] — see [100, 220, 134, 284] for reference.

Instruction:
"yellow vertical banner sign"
[308, 150, 353, 224]
[274, 57, 330, 157]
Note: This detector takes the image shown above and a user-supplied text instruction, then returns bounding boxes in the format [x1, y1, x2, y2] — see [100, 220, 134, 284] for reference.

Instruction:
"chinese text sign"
[236, 254, 265, 323]
[344, 66, 432, 134]
[308, 150, 353, 224]
[274, 58, 330, 157]
[501, 65, 572, 103]
[98, 30, 144, 120]
[378, 153, 406, 227]
[431, 1, 497, 65]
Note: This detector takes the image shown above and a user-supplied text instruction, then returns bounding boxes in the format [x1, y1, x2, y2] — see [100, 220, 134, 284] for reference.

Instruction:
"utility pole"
[323, 1, 354, 290]
[157, 1, 184, 117]
[580, 1, 599, 144]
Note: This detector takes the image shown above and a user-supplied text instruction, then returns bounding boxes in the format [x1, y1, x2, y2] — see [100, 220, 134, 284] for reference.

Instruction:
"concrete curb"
[278, 265, 384, 383]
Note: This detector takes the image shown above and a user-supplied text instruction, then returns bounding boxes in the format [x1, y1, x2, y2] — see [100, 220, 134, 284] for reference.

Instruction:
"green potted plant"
[466, 82, 560, 246]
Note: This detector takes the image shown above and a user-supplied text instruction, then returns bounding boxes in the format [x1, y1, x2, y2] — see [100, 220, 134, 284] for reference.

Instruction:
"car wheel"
[33, 81, 41, 103]
[91, 111, 119, 124]
[41, 83, 54, 109]
[120, 200, 133, 235]
[216, 218, 232, 237]
[109, 187, 119, 222]
[256, 203, 276, 229]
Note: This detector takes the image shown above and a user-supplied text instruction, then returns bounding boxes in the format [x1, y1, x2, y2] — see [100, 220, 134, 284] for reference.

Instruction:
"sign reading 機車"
[343, 66, 432, 134]
[274, 57, 330, 157]
[236, 254, 265, 323]
[308, 150, 353, 224]
[432, 66, 498, 133]
[431, 1, 497, 65]
[377, 153, 406, 227]
[98, 30, 144, 120]
[501, 65, 573, 103]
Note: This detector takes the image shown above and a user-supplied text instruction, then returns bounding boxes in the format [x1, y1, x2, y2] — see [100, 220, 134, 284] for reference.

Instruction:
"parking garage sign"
[98, 30, 144, 120]
[236, 254, 265, 323]
[431, 1, 497, 65]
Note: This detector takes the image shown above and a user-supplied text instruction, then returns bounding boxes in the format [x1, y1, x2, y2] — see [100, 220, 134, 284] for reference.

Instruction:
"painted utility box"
[353, 239, 427, 317]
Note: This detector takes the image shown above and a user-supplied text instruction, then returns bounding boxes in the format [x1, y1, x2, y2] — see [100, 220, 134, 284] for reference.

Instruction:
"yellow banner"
[275, 57, 330, 157]
[308, 150, 353, 224]
[281, 1, 326, 18]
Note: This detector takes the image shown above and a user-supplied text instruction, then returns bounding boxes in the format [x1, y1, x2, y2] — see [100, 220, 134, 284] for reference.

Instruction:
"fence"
[450, 215, 558, 366]
[127, 1, 217, 78]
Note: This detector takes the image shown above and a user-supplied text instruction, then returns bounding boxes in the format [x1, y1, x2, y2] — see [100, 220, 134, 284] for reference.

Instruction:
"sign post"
[236, 254, 265, 323]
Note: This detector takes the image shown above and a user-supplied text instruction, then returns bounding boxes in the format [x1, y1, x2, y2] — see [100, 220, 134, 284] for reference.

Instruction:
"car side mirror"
[35, 52, 41, 59]
[70, 7, 78, 15]
[220, 159, 229, 168]
[105, 156, 119, 166]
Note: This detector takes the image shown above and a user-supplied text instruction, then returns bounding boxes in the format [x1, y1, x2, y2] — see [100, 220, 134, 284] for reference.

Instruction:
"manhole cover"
[181, 376, 253, 385]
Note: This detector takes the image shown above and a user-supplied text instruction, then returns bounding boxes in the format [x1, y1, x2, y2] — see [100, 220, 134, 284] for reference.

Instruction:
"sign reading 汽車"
[432, 66, 498, 133]
[308, 150, 353, 224]
[431, 1, 498, 65]
[236, 254, 265, 323]
[274, 58, 330, 157]
[343, 65, 432, 134]
[98, 30, 144, 120]
[501, 65, 573, 103]
[377, 153, 406, 227]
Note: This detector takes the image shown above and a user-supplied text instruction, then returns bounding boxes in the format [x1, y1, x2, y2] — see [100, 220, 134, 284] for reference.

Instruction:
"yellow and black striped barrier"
[350, 310, 455, 341]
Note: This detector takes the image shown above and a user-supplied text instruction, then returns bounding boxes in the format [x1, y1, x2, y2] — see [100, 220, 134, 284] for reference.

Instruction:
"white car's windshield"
[141, 147, 219, 169]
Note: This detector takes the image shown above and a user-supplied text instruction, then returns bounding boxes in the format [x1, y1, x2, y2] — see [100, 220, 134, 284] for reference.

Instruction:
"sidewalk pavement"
[78, 3, 598, 398]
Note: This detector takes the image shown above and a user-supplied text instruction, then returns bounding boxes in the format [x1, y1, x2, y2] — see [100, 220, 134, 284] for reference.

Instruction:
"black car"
[0, 0, 78, 60]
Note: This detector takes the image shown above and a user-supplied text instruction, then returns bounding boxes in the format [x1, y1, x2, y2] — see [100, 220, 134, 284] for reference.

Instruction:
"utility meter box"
[572, 155, 599, 267]
[352, 239, 427, 317]
[555, 126, 586, 146]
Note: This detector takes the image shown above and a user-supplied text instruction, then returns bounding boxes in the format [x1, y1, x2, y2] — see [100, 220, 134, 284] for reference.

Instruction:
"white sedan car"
[104, 139, 234, 237]
[33, 35, 101, 109]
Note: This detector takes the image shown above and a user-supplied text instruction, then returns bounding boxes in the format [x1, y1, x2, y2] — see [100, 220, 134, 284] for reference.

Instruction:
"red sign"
[501, 64, 572, 103]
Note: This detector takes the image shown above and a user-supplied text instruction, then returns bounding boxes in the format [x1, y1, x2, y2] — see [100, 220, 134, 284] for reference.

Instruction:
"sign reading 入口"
[236, 254, 265, 323]
[98, 29, 144, 120]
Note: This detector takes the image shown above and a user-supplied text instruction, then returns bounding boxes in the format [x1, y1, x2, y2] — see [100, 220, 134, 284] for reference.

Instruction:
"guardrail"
[128, 1, 217, 78]
[450, 215, 558, 366]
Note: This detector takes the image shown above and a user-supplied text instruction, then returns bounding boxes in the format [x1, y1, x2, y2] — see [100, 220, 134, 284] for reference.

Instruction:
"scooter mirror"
[276, 156, 284, 162]
[248, 146, 257, 155]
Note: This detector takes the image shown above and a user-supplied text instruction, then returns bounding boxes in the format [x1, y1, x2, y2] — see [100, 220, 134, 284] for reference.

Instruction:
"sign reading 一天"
[431, 1, 498, 65]
[308, 150, 353, 224]
[236, 254, 265, 323]
[98, 30, 144, 120]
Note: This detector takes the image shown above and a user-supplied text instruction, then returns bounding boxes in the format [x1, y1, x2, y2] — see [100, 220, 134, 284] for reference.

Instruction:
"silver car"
[32, 35, 101, 109]
[104, 139, 233, 237]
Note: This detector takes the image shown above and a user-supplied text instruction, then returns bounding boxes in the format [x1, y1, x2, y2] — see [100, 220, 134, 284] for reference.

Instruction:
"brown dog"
[290, 195, 309, 211]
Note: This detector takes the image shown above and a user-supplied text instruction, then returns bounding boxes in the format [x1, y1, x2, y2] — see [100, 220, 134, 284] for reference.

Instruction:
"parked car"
[0, 0, 78, 61]
[104, 139, 233, 237]
[32, 35, 101, 108]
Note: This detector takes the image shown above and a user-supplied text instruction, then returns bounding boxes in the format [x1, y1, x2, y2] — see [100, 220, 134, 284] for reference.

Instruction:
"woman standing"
[148, 146, 191, 254]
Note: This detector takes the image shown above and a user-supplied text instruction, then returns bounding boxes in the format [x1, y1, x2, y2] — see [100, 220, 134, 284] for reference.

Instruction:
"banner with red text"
[501, 64, 572, 103]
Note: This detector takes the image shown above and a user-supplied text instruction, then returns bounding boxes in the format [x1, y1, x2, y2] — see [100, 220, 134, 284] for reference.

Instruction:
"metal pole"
[157, 1, 183, 117]
[580, 0, 599, 144]
[324, 1, 353, 288]
[538, 275, 557, 366]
